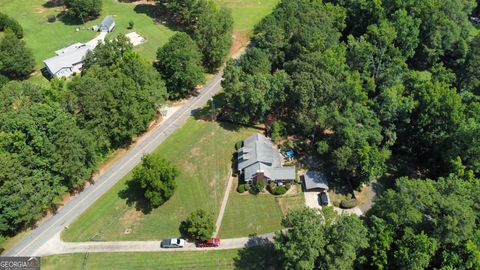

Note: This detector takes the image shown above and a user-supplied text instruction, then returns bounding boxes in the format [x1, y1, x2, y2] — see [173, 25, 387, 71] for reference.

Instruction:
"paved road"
[35, 232, 275, 256]
[4, 71, 225, 257]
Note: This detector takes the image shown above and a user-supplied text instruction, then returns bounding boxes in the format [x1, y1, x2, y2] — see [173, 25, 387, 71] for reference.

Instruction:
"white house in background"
[99, 15, 115, 32]
[43, 43, 95, 78]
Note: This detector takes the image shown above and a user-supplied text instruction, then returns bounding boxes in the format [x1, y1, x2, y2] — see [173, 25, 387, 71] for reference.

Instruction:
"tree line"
[221, 0, 480, 268]
[0, 37, 166, 237]
[156, 0, 233, 99]
[276, 172, 480, 269]
[221, 0, 480, 188]
[0, 0, 235, 238]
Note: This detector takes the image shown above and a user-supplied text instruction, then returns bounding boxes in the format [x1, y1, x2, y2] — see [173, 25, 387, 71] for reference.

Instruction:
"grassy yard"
[219, 181, 304, 238]
[0, 0, 278, 81]
[0, 0, 174, 72]
[42, 250, 238, 270]
[216, 0, 279, 33]
[42, 245, 278, 270]
[63, 117, 258, 241]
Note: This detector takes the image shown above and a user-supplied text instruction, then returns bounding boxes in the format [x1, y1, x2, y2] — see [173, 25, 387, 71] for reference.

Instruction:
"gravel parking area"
[304, 191, 321, 209]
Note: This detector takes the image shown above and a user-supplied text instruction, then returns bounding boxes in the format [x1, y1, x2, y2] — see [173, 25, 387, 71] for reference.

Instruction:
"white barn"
[99, 15, 115, 32]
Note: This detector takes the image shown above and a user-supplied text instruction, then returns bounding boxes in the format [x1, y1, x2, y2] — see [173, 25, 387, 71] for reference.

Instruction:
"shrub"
[340, 199, 358, 209]
[244, 184, 250, 191]
[250, 182, 265, 194]
[316, 140, 329, 155]
[235, 141, 243, 150]
[237, 184, 246, 193]
[268, 182, 276, 192]
[128, 20, 134, 29]
[271, 121, 284, 141]
[273, 186, 288, 195]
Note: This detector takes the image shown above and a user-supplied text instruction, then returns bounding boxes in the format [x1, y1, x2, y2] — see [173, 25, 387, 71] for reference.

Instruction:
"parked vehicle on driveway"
[318, 192, 329, 206]
[161, 238, 185, 248]
[196, 238, 220, 248]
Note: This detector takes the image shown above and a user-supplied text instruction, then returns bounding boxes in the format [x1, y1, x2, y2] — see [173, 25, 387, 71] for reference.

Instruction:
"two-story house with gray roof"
[237, 133, 296, 185]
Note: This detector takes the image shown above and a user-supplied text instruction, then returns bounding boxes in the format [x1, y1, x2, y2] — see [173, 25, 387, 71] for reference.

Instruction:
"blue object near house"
[285, 149, 294, 159]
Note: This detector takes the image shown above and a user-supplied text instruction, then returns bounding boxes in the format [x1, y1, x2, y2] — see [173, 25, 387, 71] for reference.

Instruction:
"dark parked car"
[318, 192, 329, 206]
[161, 238, 185, 248]
[196, 238, 220, 248]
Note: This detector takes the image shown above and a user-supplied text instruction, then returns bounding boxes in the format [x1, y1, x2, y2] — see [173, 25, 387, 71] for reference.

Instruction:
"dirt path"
[213, 170, 234, 237]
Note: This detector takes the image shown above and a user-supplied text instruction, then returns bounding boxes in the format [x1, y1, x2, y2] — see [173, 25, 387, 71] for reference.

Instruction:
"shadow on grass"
[43, 0, 63, 8]
[234, 234, 279, 270]
[133, 4, 183, 32]
[118, 179, 153, 214]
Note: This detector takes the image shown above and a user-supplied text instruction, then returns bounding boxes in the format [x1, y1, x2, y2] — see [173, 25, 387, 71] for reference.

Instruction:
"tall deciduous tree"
[64, 0, 102, 22]
[133, 154, 178, 208]
[156, 32, 204, 99]
[182, 209, 214, 240]
[0, 30, 34, 79]
[0, 12, 24, 38]
[192, 0, 233, 71]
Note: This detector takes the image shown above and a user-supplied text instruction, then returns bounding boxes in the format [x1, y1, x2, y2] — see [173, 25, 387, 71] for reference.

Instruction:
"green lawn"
[219, 190, 284, 238]
[219, 183, 305, 238]
[63, 117, 258, 241]
[0, 0, 278, 72]
[216, 0, 280, 33]
[42, 245, 278, 270]
[42, 250, 239, 270]
[0, 0, 174, 79]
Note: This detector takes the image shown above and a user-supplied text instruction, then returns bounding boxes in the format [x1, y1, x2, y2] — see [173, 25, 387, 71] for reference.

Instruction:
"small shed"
[303, 170, 329, 191]
[99, 15, 115, 32]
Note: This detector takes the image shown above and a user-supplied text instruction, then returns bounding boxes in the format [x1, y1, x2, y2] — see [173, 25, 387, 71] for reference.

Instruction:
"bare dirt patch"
[34, 7, 46, 13]
[190, 147, 201, 157]
[230, 31, 250, 57]
[121, 209, 142, 228]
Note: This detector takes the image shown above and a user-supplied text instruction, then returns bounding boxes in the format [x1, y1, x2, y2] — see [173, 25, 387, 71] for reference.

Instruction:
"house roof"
[100, 15, 114, 28]
[238, 133, 295, 181]
[44, 44, 93, 75]
[55, 42, 83, 56]
[244, 163, 296, 182]
[238, 134, 276, 171]
[303, 170, 329, 190]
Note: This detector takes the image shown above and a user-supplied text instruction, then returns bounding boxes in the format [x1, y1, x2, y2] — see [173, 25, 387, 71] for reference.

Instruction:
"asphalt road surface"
[4, 71, 224, 257]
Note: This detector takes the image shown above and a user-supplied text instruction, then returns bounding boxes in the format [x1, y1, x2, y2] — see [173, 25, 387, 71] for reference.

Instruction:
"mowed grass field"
[219, 183, 304, 238]
[42, 245, 278, 270]
[0, 0, 174, 70]
[42, 250, 239, 270]
[216, 0, 280, 33]
[63, 117, 257, 241]
[0, 0, 279, 80]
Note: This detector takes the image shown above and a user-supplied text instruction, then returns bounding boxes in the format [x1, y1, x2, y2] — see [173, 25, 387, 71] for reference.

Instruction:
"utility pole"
[211, 97, 215, 121]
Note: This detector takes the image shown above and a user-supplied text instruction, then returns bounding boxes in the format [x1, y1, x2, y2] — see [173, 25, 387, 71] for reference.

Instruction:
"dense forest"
[0, 38, 166, 236]
[0, 0, 232, 239]
[222, 0, 480, 187]
[222, 0, 480, 269]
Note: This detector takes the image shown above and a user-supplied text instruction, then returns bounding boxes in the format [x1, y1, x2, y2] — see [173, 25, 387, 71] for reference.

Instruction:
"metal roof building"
[237, 133, 296, 184]
[99, 15, 115, 32]
[303, 170, 329, 191]
[43, 44, 94, 78]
